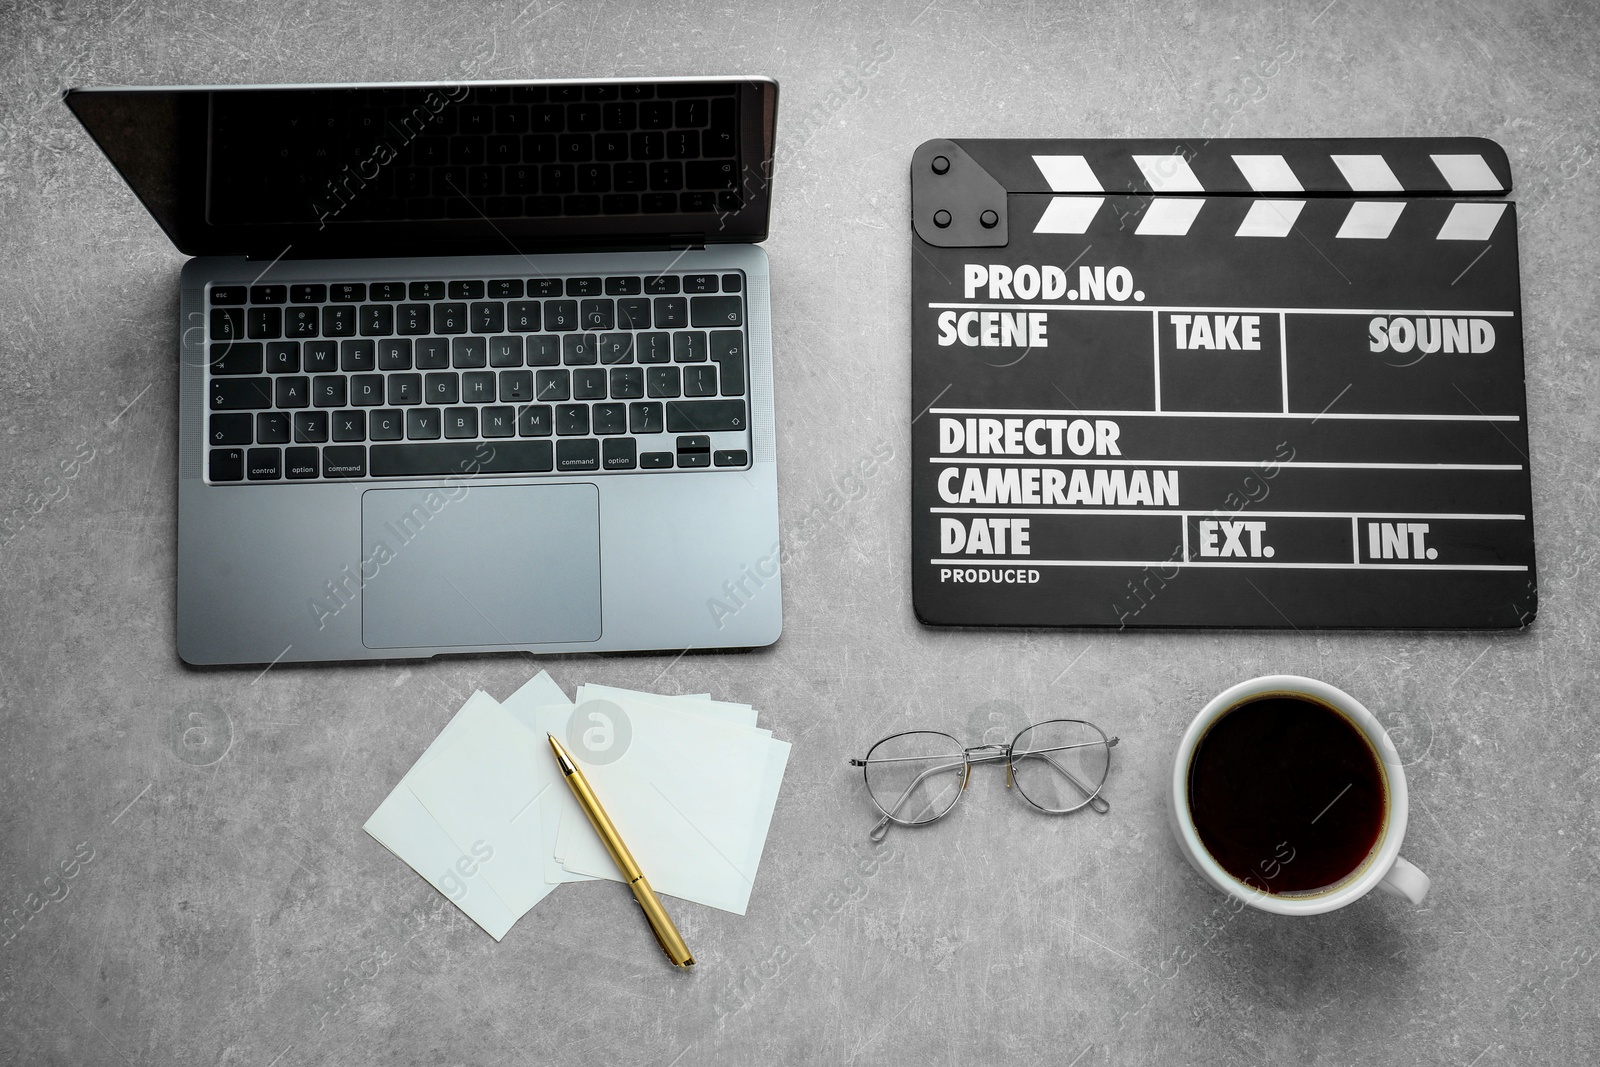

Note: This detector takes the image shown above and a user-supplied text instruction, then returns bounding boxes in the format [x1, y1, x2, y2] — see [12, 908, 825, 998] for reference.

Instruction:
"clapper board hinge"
[912, 139, 1009, 248]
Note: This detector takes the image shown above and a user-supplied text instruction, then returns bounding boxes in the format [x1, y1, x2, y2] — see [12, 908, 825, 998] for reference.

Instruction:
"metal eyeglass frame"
[849, 719, 1119, 842]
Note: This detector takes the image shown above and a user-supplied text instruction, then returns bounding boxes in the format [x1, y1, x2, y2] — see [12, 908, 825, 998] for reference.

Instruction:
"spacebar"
[370, 442, 554, 477]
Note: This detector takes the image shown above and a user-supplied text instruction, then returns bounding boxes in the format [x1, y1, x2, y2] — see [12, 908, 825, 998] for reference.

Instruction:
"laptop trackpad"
[360, 484, 602, 648]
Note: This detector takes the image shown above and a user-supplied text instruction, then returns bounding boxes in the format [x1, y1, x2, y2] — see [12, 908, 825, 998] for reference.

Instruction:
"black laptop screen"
[65, 79, 777, 257]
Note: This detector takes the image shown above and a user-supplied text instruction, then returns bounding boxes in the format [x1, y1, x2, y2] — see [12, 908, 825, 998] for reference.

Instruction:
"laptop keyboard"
[204, 272, 751, 483]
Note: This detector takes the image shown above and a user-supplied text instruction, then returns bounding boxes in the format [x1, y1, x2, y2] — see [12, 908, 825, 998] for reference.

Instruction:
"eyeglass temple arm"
[856, 758, 969, 843]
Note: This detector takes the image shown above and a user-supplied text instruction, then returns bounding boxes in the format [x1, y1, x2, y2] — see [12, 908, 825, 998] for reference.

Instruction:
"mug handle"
[1375, 855, 1430, 904]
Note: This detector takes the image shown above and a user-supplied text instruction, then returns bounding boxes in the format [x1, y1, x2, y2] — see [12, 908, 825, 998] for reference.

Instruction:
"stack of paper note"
[364, 671, 791, 940]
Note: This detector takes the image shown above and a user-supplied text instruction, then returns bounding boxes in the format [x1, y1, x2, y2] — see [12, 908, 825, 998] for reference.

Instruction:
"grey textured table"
[3, 2, 1597, 1064]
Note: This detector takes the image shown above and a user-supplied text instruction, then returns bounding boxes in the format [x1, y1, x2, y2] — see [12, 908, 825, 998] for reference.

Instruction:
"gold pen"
[547, 734, 695, 969]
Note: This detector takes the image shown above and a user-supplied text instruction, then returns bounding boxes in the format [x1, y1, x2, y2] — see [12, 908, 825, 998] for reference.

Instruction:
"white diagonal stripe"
[1331, 154, 1404, 192]
[1436, 202, 1507, 240]
[1231, 154, 1303, 192]
[1134, 155, 1204, 193]
[1431, 154, 1501, 192]
[1033, 155, 1103, 192]
[1336, 201, 1405, 239]
[1034, 196, 1104, 234]
[1235, 199, 1306, 237]
[1135, 198, 1205, 235]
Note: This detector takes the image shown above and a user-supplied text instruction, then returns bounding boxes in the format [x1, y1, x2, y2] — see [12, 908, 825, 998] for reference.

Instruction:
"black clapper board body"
[909, 138, 1535, 629]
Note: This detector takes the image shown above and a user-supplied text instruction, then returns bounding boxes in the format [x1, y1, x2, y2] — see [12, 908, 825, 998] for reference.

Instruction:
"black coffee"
[1188, 694, 1386, 895]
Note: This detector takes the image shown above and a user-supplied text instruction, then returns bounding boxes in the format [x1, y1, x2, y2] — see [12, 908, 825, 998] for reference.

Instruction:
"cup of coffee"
[1168, 675, 1429, 914]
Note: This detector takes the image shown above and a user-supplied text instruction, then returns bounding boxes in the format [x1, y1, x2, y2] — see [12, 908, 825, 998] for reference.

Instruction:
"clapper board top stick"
[909, 138, 1534, 629]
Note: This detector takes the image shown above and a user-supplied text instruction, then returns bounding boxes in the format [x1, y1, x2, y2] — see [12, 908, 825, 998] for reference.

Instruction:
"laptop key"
[290, 284, 326, 304]
[398, 303, 431, 334]
[351, 374, 384, 406]
[247, 307, 282, 339]
[275, 376, 309, 409]
[617, 298, 651, 330]
[209, 342, 263, 375]
[489, 335, 523, 367]
[671, 328, 723, 372]
[654, 296, 687, 328]
[331, 283, 367, 302]
[371, 441, 554, 476]
[714, 449, 749, 467]
[599, 333, 632, 364]
[556, 404, 589, 435]
[209, 447, 245, 481]
[683, 273, 718, 294]
[435, 302, 469, 334]
[471, 301, 504, 333]
[563, 334, 597, 365]
[312, 376, 347, 407]
[545, 300, 579, 330]
[449, 280, 485, 300]
[211, 307, 244, 340]
[322, 445, 367, 479]
[359, 304, 394, 336]
[294, 411, 329, 443]
[629, 401, 664, 434]
[508, 301, 541, 331]
[303, 341, 338, 373]
[250, 284, 287, 304]
[536, 370, 570, 401]
[640, 451, 673, 469]
[415, 338, 450, 369]
[666, 399, 745, 432]
[573, 368, 607, 400]
[684, 365, 717, 397]
[518, 404, 553, 436]
[247, 447, 282, 480]
[580, 299, 614, 330]
[286, 307, 320, 337]
[636, 332, 671, 363]
[209, 413, 252, 445]
[646, 366, 681, 397]
[498, 370, 533, 402]
[444, 408, 478, 439]
[211, 377, 273, 410]
[527, 335, 560, 366]
[285, 447, 319, 479]
[387, 373, 422, 405]
[452, 336, 488, 368]
[710, 330, 745, 395]
[372, 282, 407, 302]
[322, 306, 356, 337]
[406, 408, 442, 440]
[341, 339, 376, 371]
[332, 412, 366, 442]
[610, 367, 644, 399]
[264, 342, 299, 373]
[556, 438, 600, 472]
[378, 338, 412, 370]
[602, 437, 636, 469]
[462, 371, 496, 403]
[425, 373, 460, 404]
[690, 295, 742, 327]
[593, 403, 627, 435]
[210, 286, 246, 305]
[409, 281, 445, 300]
[482, 406, 515, 437]
[369, 410, 404, 441]
[257, 412, 291, 444]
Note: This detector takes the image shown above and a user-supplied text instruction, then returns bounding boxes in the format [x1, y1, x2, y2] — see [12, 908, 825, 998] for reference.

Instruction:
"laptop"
[65, 77, 783, 665]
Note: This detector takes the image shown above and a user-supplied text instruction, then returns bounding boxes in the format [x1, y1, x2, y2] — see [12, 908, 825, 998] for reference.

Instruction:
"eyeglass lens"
[861, 731, 967, 827]
[1009, 719, 1111, 813]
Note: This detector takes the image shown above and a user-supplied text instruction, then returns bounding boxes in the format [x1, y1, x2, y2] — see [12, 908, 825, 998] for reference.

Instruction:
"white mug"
[1167, 675, 1430, 915]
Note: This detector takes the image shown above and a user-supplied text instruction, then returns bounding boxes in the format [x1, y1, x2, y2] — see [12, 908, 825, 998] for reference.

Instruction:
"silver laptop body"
[67, 78, 783, 665]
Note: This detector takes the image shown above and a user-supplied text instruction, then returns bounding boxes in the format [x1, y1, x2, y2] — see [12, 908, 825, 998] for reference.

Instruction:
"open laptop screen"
[65, 78, 777, 257]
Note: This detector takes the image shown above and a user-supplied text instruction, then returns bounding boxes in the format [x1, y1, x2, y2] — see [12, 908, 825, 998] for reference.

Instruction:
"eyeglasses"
[849, 720, 1118, 841]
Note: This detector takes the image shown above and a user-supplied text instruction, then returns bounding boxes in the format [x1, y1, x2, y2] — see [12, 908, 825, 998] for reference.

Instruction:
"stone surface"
[2, 1, 1598, 1064]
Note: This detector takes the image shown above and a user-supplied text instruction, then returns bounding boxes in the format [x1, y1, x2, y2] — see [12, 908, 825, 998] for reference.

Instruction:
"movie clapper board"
[910, 138, 1535, 629]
